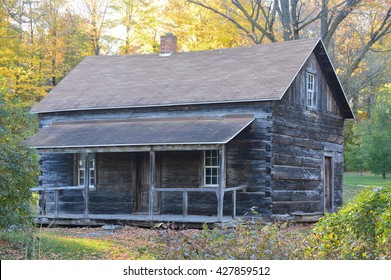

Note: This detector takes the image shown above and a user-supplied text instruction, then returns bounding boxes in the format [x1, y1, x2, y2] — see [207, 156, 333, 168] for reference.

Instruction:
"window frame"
[77, 154, 96, 190]
[203, 150, 220, 187]
[306, 72, 316, 108]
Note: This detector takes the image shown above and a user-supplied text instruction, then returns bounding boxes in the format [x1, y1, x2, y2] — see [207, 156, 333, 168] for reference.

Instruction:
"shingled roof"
[31, 38, 353, 118]
[26, 115, 254, 149]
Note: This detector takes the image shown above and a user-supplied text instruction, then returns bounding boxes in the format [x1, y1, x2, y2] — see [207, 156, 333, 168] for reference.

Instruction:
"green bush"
[307, 184, 391, 259]
[0, 89, 39, 228]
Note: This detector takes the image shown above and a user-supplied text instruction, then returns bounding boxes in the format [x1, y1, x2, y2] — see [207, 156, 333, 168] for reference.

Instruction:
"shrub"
[0, 90, 39, 228]
[306, 184, 391, 259]
[154, 221, 308, 260]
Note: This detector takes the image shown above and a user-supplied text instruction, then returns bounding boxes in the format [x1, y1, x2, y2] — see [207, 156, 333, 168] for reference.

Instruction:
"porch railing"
[30, 185, 247, 222]
[30, 186, 85, 219]
[152, 185, 246, 221]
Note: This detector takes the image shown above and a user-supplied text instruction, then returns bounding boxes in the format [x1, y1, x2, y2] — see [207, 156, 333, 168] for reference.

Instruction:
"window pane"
[308, 91, 313, 107]
[204, 150, 220, 186]
[78, 155, 96, 187]
[307, 73, 315, 108]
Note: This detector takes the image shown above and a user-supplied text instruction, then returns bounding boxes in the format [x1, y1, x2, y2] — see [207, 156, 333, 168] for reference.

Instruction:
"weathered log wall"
[226, 113, 272, 215]
[90, 153, 134, 214]
[271, 53, 344, 214]
[41, 153, 135, 215]
[160, 151, 200, 188]
[39, 153, 74, 214]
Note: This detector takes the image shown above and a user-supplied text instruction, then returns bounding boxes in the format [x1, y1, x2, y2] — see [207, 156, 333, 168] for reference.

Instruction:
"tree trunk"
[320, 0, 328, 41]
[383, 173, 386, 179]
[278, 0, 292, 41]
[290, 0, 299, 39]
[322, 0, 361, 49]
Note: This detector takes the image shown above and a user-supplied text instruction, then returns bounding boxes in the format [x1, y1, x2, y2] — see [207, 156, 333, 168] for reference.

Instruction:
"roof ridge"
[81, 37, 321, 60]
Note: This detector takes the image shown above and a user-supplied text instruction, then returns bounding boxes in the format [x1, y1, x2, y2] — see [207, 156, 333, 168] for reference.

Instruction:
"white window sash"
[307, 73, 315, 107]
[204, 150, 220, 187]
[78, 155, 95, 188]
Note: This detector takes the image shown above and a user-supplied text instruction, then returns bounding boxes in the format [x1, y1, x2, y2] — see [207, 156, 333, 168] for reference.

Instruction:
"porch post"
[84, 153, 90, 219]
[183, 191, 188, 218]
[149, 149, 155, 221]
[217, 145, 226, 222]
[54, 190, 59, 218]
[232, 191, 237, 219]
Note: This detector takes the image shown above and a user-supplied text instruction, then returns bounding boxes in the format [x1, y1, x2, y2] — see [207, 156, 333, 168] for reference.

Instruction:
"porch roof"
[26, 114, 254, 150]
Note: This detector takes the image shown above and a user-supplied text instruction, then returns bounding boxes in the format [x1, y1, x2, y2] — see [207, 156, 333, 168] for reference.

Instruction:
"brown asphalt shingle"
[26, 115, 255, 148]
[31, 38, 321, 113]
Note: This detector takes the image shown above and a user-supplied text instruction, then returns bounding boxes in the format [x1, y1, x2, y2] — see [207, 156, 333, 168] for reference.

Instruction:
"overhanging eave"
[26, 115, 255, 153]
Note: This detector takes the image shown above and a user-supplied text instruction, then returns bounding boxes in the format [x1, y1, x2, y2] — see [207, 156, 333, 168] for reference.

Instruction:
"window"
[78, 154, 95, 188]
[204, 150, 220, 186]
[307, 72, 315, 107]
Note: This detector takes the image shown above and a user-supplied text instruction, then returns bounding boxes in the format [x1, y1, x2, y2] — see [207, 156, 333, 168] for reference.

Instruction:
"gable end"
[312, 42, 354, 119]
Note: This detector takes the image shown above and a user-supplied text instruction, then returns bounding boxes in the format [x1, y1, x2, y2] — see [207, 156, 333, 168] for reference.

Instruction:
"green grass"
[343, 172, 391, 203]
[36, 232, 113, 259]
[0, 230, 109, 260]
[0, 229, 154, 260]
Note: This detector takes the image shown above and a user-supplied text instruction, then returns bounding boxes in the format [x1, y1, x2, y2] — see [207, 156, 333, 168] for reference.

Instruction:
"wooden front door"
[324, 156, 333, 213]
[134, 153, 150, 213]
[133, 152, 160, 214]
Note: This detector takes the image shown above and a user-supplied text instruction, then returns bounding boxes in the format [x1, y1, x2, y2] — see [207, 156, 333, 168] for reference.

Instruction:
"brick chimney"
[160, 33, 177, 56]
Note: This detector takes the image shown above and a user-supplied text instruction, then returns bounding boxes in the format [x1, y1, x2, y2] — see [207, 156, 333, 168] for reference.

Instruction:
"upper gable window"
[307, 72, 315, 107]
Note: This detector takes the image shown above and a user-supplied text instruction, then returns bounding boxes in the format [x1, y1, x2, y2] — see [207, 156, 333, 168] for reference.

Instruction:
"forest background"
[0, 0, 390, 227]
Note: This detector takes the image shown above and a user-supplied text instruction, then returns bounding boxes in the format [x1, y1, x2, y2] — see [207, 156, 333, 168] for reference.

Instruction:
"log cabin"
[27, 34, 354, 226]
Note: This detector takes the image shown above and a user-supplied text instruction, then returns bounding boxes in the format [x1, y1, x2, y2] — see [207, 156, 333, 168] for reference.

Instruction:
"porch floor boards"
[34, 213, 234, 226]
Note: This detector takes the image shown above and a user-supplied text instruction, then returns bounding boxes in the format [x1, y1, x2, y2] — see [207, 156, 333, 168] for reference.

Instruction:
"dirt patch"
[0, 239, 25, 260]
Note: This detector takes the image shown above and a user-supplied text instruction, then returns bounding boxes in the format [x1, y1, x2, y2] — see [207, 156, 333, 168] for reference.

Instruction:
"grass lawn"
[0, 227, 158, 260]
[343, 171, 391, 203]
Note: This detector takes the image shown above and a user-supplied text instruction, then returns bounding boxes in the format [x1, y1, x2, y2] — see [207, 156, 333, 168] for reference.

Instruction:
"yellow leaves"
[164, 0, 252, 52]
[356, 109, 368, 121]
[351, 61, 366, 76]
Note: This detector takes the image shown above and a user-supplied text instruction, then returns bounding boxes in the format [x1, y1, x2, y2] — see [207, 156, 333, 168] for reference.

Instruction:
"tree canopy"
[1, 0, 389, 112]
[345, 86, 391, 178]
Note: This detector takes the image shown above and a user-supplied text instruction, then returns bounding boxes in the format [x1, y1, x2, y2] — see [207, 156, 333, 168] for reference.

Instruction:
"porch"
[27, 115, 254, 225]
